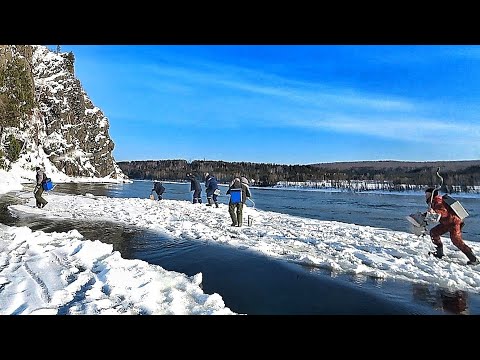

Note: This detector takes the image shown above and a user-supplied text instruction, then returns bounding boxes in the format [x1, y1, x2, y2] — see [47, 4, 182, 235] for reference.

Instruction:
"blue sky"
[52, 45, 480, 165]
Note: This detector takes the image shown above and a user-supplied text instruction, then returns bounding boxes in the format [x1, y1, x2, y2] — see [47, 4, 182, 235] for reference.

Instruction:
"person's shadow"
[412, 283, 468, 315]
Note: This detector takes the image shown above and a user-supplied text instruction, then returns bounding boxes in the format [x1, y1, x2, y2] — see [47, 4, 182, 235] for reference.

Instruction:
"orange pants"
[430, 221, 471, 253]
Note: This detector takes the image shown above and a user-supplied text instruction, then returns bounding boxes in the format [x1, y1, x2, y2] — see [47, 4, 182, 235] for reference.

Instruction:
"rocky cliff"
[0, 45, 127, 182]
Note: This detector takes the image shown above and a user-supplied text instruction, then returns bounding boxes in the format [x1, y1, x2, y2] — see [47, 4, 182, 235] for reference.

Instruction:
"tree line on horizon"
[117, 159, 480, 192]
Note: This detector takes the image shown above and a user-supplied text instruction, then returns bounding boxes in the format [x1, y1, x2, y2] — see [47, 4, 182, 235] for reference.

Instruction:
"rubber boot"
[230, 212, 237, 226]
[237, 212, 243, 227]
[430, 244, 444, 259]
[215, 202, 219, 208]
[464, 249, 479, 265]
[206, 197, 213, 206]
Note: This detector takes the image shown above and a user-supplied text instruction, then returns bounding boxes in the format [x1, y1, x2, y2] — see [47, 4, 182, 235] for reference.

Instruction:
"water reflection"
[0, 192, 141, 258]
[53, 183, 114, 197]
[351, 273, 387, 288]
[412, 283, 468, 315]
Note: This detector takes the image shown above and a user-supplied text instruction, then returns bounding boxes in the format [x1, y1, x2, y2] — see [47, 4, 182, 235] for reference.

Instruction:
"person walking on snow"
[34, 166, 48, 209]
[226, 176, 251, 227]
[186, 173, 202, 204]
[152, 181, 165, 200]
[205, 172, 219, 208]
[425, 187, 478, 265]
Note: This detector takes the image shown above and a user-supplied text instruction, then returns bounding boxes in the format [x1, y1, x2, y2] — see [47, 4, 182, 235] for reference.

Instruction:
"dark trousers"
[193, 190, 202, 203]
[35, 186, 48, 208]
[207, 192, 218, 205]
[229, 202, 244, 226]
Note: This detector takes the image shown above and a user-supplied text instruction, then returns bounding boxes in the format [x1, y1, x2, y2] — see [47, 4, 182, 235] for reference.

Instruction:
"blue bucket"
[43, 179, 54, 191]
[230, 188, 242, 204]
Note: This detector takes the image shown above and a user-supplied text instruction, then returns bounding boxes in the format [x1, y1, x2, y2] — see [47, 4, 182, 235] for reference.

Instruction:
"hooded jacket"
[153, 182, 165, 195]
[226, 177, 251, 204]
[205, 174, 219, 196]
[188, 174, 202, 192]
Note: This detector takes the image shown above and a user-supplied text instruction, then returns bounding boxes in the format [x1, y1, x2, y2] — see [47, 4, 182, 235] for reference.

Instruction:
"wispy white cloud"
[299, 115, 480, 146]
[104, 50, 479, 150]
[152, 63, 412, 109]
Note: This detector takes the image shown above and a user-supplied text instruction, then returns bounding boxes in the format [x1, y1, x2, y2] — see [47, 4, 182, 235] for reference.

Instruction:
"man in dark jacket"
[34, 166, 48, 208]
[226, 177, 251, 226]
[205, 173, 219, 208]
[425, 187, 478, 265]
[152, 181, 165, 200]
[187, 173, 202, 204]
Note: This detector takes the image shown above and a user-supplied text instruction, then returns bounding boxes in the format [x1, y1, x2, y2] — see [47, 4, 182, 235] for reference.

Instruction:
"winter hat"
[241, 177, 249, 185]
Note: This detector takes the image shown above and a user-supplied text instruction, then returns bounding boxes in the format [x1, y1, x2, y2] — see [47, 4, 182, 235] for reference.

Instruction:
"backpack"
[442, 194, 469, 220]
[229, 188, 242, 204]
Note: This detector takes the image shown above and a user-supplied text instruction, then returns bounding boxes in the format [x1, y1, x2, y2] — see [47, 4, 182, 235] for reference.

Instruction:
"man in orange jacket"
[425, 187, 478, 265]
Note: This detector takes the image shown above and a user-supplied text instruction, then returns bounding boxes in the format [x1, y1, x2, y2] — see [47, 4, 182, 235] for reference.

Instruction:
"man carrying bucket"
[425, 187, 478, 265]
[34, 166, 49, 209]
[226, 177, 251, 227]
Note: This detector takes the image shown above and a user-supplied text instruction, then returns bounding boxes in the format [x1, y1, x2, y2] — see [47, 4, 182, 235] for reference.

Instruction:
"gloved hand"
[425, 211, 440, 223]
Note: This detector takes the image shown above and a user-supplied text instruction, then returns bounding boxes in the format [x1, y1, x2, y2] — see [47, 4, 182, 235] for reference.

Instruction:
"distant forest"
[117, 159, 480, 191]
